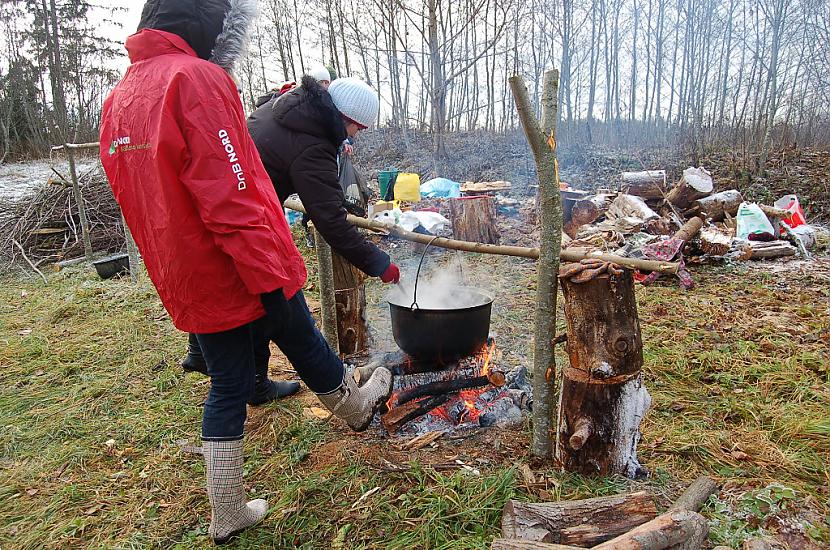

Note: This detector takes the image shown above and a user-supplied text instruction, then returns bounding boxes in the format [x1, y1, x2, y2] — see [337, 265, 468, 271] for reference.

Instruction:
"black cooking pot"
[389, 287, 493, 362]
[388, 237, 493, 362]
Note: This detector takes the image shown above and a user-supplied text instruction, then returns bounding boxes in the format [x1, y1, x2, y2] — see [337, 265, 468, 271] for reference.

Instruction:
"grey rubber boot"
[317, 367, 393, 431]
[203, 440, 268, 544]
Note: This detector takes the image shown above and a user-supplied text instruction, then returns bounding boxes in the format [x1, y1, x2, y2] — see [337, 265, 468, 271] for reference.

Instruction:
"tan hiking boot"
[203, 439, 268, 544]
[317, 368, 393, 431]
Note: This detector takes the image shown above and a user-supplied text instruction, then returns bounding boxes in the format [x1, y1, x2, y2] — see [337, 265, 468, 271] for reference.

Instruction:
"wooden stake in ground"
[556, 270, 651, 477]
[312, 226, 340, 355]
[509, 70, 563, 459]
[66, 145, 94, 262]
[449, 196, 500, 244]
[332, 252, 370, 356]
[500, 491, 658, 546]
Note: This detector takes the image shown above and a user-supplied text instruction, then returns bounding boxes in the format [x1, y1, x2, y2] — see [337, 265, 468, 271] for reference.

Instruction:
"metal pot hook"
[411, 236, 440, 311]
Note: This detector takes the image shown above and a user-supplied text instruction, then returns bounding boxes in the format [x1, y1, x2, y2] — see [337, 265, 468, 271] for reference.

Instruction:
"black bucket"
[92, 253, 130, 280]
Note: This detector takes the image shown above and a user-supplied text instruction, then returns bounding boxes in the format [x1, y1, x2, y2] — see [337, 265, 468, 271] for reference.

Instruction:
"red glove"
[380, 263, 401, 284]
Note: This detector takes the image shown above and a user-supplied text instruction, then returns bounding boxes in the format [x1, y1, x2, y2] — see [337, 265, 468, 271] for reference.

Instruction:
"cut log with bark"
[692, 190, 744, 222]
[500, 492, 658, 546]
[449, 196, 500, 244]
[556, 270, 651, 478]
[381, 394, 451, 433]
[332, 252, 370, 356]
[759, 205, 790, 220]
[669, 476, 719, 513]
[737, 241, 797, 260]
[674, 217, 704, 244]
[666, 168, 714, 210]
[491, 540, 583, 550]
[608, 194, 660, 222]
[621, 171, 667, 200]
[565, 195, 613, 238]
[391, 372, 505, 407]
[699, 227, 733, 256]
[592, 510, 709, 550]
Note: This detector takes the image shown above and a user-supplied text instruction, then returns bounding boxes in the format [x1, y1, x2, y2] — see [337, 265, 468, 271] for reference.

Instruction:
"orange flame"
[479, 339, 497, 376]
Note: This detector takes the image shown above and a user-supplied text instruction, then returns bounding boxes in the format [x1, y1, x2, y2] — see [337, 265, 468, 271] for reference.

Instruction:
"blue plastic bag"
[420, 177, 461, 198]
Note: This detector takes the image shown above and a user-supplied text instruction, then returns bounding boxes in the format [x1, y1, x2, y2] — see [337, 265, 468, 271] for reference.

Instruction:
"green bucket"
[378, 169, 399, 200]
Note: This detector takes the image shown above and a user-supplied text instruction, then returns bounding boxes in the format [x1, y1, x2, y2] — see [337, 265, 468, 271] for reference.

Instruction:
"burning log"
[666, 167, 714, 210]
[392, 371, 506, 407]
[620, 170, 667, 200]
[500, 491, 658, 546]
[449, 196, 500, 244]
[556, 269, 651, 478]
[691, 190, 744, 222]
[381, 394, 451, 433]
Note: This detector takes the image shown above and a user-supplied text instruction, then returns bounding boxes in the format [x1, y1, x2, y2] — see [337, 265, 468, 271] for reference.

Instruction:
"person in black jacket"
[247, 75, 398, 280]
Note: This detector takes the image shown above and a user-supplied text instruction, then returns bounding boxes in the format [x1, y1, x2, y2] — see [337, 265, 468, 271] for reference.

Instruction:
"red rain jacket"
[100, 29, 307, 334]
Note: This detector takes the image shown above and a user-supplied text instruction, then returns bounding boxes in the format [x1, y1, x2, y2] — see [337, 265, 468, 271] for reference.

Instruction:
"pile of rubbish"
[561, 167, 827, 289]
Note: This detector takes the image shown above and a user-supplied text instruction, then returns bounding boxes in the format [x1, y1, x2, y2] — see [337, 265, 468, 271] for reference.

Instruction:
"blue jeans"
[197, 290, 344, 441]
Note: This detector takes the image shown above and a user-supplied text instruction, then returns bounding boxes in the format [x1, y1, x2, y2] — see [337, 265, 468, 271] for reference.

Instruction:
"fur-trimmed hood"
[270, 76, 347, 146]
[137, 0, 257, 71]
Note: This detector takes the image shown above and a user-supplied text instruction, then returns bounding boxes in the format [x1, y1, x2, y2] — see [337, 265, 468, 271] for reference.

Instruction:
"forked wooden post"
[509, 70, 563, 459]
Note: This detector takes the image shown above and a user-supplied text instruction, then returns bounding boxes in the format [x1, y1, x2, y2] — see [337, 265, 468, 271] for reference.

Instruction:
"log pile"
[492, 477, 719, 550]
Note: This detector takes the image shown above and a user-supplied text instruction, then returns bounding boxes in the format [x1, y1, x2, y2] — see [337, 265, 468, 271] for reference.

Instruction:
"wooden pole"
[121, 213, 141, 283]
[312, 226, 340, 355]
[509, 69, 562, 459]
[66, 145, 93, 262]
[283, 198, 680, 275]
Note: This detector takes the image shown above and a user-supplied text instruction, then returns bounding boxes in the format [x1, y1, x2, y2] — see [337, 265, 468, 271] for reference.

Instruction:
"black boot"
[248, 372, 300, 406]
[181, 333, 208, 375]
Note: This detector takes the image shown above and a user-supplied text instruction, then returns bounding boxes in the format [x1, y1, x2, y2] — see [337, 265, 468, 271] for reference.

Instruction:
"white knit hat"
[328, 78, 379, 128]
[308, 64, 331, 83]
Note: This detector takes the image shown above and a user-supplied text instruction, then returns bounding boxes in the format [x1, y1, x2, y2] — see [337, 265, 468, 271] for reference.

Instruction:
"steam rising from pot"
[387, 259, 492, 310]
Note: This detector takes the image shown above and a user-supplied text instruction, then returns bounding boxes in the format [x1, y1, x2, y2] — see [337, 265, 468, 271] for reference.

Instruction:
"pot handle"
[411, 236, 440, 311]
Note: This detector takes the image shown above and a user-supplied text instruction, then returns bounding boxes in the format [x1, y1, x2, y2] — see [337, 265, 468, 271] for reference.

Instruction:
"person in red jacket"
[99, 0, 392, 543]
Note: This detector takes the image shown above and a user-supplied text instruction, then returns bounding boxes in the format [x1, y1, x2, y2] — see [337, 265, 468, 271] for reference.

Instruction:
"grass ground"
[0, 245, 828, 549]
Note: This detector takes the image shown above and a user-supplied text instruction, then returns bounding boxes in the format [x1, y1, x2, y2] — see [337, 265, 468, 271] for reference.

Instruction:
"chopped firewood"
[392, 372, 505, 407]
[491, 540, 583, 550]
[700, 227, 734, 256]
[691, 190, 744, 222]
[667, 167, 714, 209]
[501, 491, 658, 546]
[621, 170, 667, 200]
[565, 194, 614, 238]
[744, 241, 797, 260]
[674, 217, 704, 244]
[461, 180, 512, 193]
[608, 194, 660, 223]
[399, 431, 444, 451]
[592, 509, 709, 550]
[381, 394, 451, 433]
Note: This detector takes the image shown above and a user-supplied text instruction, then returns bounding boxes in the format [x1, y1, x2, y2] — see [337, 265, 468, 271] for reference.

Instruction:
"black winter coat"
[247, 77, 390, 277]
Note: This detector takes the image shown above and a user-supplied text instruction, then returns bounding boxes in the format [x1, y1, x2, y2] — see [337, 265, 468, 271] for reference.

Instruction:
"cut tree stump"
[593, 510, 709, 550]
[692, 190, 743, 222]
[449, 196, 500, 244]
[500, 492, 658, 546]
[621, 171, 667, 200]
[666, 168, 714, 210]
[332, 252, 370, 356]
[556, 270, 651, 478]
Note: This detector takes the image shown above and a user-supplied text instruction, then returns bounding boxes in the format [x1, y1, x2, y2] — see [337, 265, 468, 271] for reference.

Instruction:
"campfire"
[358, 339, 532, 436]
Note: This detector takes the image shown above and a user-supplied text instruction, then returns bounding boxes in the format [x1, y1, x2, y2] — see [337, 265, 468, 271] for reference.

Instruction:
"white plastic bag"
[736, 202, 774, 239]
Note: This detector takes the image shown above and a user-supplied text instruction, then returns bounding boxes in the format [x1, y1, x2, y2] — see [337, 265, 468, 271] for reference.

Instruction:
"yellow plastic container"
[393, 173, 421, 202]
